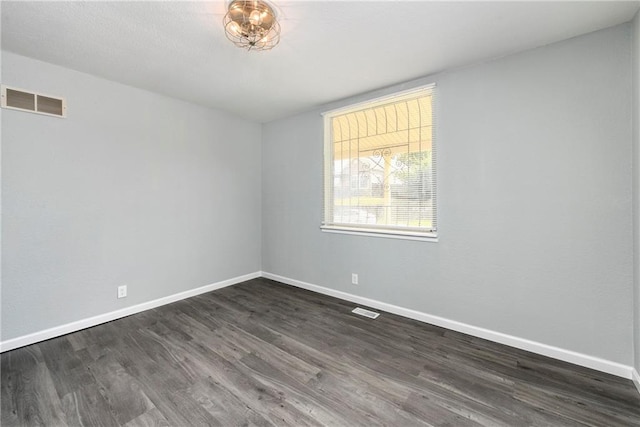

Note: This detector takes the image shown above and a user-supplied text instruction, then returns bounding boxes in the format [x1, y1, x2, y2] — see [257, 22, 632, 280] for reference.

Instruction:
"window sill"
[320, 225, 438, 242]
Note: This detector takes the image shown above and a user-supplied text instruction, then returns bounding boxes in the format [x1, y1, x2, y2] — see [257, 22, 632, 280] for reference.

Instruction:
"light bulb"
[229, 21, 241, 35]
[249, 9, 262, 25]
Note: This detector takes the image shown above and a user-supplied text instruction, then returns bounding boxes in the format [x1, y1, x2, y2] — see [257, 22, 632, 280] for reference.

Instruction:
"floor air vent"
[1, 85, 66, 118]
[352, 307, 380, 319]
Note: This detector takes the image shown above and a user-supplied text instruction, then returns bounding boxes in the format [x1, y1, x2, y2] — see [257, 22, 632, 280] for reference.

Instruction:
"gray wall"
[1, 51, 262, 341]
[262, 24, 634, 365]
[633, 11, 640, 375]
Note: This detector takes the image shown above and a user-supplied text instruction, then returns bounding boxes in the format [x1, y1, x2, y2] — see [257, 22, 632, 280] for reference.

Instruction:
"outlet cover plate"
[117, 285, 127, 299]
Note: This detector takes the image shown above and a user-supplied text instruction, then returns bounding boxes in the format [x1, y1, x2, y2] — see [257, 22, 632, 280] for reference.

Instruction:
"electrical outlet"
[351, 273, 359, 285]
[117, 285, 127, 299]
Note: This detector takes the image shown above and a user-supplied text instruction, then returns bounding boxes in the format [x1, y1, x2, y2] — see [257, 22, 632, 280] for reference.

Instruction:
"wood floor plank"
[86, 350, 156, 425]
[61, 384, 120, 427]
[1, 347, 68, 426]
[2, 277, 640, 426]
[187, 377, 273, 426]
[122, 407, 170, 427]
[39, 338, 95, 400]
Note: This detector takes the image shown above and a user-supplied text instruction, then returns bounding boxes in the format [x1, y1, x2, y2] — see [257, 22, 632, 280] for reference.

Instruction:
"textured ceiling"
[2, 1, 639, 123]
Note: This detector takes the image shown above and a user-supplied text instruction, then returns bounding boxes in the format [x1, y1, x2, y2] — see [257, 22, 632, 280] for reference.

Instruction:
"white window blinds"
[322, 85, 436, 239]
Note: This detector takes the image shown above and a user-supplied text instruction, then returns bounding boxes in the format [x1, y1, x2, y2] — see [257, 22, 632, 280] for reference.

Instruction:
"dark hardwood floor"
[2, 278, 640, 426]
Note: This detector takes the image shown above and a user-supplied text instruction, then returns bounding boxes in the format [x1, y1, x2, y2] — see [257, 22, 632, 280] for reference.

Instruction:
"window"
[322, 85, 437, 240]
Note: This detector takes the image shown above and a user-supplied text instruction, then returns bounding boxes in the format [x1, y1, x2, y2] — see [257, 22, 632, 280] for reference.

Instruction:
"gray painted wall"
[1, 51, 262, 341]
[633, 11, 640, 375]
[262, 24, 634, 365]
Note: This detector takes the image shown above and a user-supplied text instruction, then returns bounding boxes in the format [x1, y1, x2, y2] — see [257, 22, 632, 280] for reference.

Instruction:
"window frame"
[321, 84, 438, 242]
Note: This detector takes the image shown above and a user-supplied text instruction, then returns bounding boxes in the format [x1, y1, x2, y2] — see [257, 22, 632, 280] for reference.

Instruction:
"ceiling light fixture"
[223, 0, 280, 51]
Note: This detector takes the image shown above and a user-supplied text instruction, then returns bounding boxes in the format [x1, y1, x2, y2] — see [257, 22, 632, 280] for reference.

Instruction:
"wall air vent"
[1, 85, 66, 118]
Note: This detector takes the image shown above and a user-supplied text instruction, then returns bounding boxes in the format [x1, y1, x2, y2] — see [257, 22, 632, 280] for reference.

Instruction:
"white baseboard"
[0, 271, 262, 353]
[3, 269, 636, 385]
[262, 272, 634, 380]
[633, 369, 640, 395]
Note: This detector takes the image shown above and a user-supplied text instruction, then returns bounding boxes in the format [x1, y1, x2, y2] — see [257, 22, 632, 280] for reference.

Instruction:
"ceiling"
[2, 1, 639, 123]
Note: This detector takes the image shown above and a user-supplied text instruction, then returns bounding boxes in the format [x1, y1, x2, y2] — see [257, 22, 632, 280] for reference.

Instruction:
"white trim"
[322, 83, 436, 117]
[321, 226, 438, 242]
[261, 272, 634, 379]
[0, 271, 262, 353]
[633, 369, 640, 395]
[4, 270, 636, 383]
